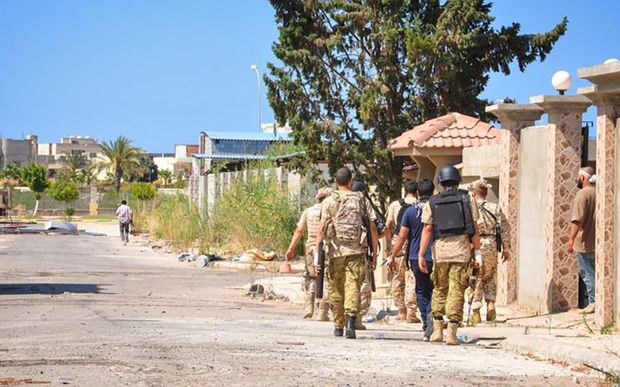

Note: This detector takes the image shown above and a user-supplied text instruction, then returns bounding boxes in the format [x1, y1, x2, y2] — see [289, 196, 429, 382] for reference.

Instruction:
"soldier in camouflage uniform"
[418, 166, 481, 345]
[316, 167, 378, 339]
[286, 187, 333, 321]
[467, 179, 510, 324]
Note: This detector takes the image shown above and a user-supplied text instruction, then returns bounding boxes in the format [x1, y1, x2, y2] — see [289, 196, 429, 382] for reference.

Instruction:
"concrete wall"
[461, 145, 500, 178]
[517, 126, 551, 311]
[616, 119, 620, 323]
[0, 139, 34, 168]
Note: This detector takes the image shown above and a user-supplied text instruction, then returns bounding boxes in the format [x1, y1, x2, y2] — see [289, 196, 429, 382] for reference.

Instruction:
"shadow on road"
[0, 283, 109, 295]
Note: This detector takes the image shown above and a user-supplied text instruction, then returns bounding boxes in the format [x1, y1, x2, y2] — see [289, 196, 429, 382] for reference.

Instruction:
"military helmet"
[438, 165, 461, 185]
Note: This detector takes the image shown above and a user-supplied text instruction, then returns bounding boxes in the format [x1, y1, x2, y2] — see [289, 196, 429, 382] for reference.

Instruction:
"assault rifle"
[363, 216, 377, 292]
[466, 266, 479, 326]
[315, 241, 326, 299]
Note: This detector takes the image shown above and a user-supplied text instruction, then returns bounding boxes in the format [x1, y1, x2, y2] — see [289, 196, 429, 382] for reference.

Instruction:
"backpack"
[394, 199, 414, 235]
[429, 189, 475, 239]
[332, 191, 365, 243]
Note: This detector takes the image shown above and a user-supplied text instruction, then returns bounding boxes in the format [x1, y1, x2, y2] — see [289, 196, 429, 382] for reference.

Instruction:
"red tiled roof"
[390, 112, 500, 150]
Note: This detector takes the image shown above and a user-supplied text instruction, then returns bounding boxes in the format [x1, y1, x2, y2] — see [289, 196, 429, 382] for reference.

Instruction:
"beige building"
[37, 136, 103, 163]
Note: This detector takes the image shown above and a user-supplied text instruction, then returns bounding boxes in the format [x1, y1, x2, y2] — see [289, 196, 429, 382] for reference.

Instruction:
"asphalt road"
[0, 233, 596, 386]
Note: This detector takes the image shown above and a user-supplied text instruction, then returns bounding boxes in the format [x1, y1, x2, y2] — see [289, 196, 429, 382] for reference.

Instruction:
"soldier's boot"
[396, 308, 407, 321]
[317, 303, 330, 322]
[303, 293, 315, 319]
[333, 328, 344, 337]
[345, 315, 356, 339]
[429, 320, 444, 342]
[470, 309, 482, 326]
[355, 315, 367, 330]
[406, 309, 421, 324]
[446, 322, 460, 346]
[486, 302, 497, 322]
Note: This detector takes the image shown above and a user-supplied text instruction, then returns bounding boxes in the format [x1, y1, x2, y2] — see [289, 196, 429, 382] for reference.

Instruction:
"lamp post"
[551, 70, 573, 95]
[250, 64, 261, 133]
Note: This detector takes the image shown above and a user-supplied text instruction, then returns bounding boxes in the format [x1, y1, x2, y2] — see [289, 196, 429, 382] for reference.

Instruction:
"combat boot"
[429, 320, 444, 342]
[396, 308, 407, 321]
[317, 303, 330, 322]
[355, 315, 367, 330]
[303, 293, 314, 319]
[406, 310, 421, 324]
[486, 302, 496, 321]
[345, 315, 356, 339]
[470, 309, 481, 326]
[334, 328, 344, 337]
[446, 322, 459, 346]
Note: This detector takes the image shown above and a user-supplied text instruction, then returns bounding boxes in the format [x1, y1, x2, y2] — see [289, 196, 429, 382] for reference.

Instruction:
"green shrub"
[130, 183, 157, 202]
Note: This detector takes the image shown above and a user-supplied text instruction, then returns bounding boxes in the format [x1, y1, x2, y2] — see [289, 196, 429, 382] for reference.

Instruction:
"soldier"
[385, 181, 420, 323]
[286, 187, 333, 321]
[316, 167, 378, 339]
[468, 179, 510, 325]
[418, 166, 481, 345]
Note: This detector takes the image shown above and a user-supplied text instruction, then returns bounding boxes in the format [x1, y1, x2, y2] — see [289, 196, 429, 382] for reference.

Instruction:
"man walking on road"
[316, 167, 378, 339]
[418, 166, 481, 345]
[116, 200, 133, 246]
[286, 187, 333, 321]
[386, 181, 420, 323]
[389, 179, 435, 339]
[568, 166, 597, 313]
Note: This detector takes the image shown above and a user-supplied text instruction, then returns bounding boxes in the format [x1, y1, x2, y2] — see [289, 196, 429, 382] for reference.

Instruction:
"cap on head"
[352, 180, 367, 193]
[315, 186, 334, 202]
[468, 178, 492, 196]
[438, 165, 461, 186]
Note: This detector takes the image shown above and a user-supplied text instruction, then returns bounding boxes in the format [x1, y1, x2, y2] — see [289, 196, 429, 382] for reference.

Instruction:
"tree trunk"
[33, 199, 39, 217]
[115, 168, 123, 194]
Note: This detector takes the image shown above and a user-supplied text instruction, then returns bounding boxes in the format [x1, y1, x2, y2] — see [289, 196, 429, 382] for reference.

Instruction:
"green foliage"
[130, 182, 157, 202]
[158, 169, 173, 186]
[47, 179, 80, 204]
[206, 172, 299, 254]
[21, 164, 50, 200]
[266, 0, 567, 208]
[98, 136, 143, 193]
[0, 163, 23, 181]
[132, 153, 158, 183]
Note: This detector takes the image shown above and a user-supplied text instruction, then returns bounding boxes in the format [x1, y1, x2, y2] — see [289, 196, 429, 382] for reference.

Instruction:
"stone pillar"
[89, 185, 99, 216]
[207, 173, 218, 216]
[485, 103, 543, 305]
[579, 61, 620, 326]
[530, 95, 591, 312]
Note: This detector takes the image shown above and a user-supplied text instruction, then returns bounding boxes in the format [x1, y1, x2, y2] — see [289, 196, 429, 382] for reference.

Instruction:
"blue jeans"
[410, 259, 434, 332]
[576, 252, 595, 305]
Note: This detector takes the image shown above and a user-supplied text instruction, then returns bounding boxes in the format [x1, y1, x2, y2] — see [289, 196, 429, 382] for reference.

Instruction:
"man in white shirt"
[115, 200, 133, 246]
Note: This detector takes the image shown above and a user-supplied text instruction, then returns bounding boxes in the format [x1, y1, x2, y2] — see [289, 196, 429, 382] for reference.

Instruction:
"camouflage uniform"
[472, 198, 509, 311]
[386, 198, 419, 319]
[322, 191, 376, 330]
[298, 202, 330, 318]
[422, 200, 479, 323]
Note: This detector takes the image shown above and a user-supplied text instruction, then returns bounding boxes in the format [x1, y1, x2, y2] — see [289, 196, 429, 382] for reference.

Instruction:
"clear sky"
[0, 0, 617, 152]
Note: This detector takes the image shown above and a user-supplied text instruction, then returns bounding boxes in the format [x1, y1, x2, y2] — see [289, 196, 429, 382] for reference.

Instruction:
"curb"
[207, 260, 305, 273]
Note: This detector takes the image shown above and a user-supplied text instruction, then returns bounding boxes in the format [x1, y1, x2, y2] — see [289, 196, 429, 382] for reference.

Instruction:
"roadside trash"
[457, 335, 469, 344]
[248, 284, 265, 296]
[365, 317, 376, 324]
[375, 333, 385, 340]
[177, 253, 197, 262]
[279, 261, 292, 274]
[44, 221, 78, 235]
[246, 249, 277, 262]
[196, 255, 209, 268]
[375, 310, 387, 321]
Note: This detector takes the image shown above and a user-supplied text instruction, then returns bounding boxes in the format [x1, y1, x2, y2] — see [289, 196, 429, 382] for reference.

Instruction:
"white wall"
[517, 126, 551, 311]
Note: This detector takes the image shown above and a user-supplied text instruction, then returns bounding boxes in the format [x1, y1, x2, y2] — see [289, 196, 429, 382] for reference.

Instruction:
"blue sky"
[0, 1, 617, 152]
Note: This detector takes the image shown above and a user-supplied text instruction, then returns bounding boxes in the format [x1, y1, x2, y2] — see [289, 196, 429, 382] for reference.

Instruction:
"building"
[37, 136, 103, 162]
[0, 135, 37, 169]
[196, 131, 291, 174]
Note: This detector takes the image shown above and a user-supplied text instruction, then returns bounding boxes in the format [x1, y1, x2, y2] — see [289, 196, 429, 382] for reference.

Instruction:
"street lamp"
[250, 64, 261, 133]
[551, 70, 572, 95]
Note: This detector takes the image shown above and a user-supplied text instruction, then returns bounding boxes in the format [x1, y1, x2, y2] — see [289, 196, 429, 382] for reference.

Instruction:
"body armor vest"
[429, 189, 475, 239]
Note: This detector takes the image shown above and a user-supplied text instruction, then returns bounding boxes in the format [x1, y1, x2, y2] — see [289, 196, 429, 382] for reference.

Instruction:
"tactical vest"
[329, 191, 365, 244]
[429, 189, 475, 239]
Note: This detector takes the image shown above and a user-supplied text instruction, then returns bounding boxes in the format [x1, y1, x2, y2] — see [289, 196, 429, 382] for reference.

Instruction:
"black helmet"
[438, 165, 461, 185]
[352, 180, 367, 193]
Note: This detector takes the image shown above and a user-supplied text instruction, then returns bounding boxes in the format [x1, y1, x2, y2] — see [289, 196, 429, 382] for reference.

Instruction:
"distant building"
[0, 135, 37, 169]
[151, 152, 176, 173]
[195, 131, 291, 173]
[37, 136, 103, 162]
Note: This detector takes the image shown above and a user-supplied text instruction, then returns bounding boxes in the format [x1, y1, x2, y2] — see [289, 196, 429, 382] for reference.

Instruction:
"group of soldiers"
[285, 165, 509, 344]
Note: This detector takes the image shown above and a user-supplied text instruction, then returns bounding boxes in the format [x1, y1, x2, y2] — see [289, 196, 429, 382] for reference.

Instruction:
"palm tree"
[158, 169, 173, 186]
[97, 136, 142, 193]
[62, 152, 88, 173]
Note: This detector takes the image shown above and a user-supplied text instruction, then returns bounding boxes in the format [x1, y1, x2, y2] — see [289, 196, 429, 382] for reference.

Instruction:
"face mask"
[576, 179, 583, 189]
